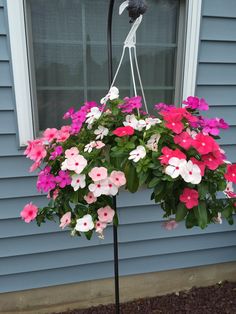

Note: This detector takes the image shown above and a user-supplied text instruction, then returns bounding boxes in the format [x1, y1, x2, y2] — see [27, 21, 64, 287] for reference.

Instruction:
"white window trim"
[7, 0, 202, 146]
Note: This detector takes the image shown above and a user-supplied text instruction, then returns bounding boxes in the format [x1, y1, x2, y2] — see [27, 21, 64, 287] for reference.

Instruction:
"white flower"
[85, 107, 101, 125]
[186, 128, 197, 139]
[106, 180, 119, 196]
[180, 160, 202, 184]
[145, 117, 161, 130]
[136, 119, 146, 131]
[146, 134, 161, 152]
[128, 145, 146, 162]
[123, 114, 139, 129]
[75, 214, 94, 232]
[84, 141, 96, 153]
[71, 174, 86, 191]
[100, 87, 119, 104]
[94, 126, 109, 140]
[61, 155, 87, 174]
[165, 157, 187, 179]
[88, 179, 109, 197]
[213, 213, 222, 224]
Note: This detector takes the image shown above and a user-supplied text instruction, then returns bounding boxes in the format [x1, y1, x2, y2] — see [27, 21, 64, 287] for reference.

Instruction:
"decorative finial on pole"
[127, 0, 147, 23]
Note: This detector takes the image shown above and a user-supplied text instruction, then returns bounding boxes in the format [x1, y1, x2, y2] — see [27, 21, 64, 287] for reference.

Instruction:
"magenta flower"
[49, 146, 63, 160]
[118, 96, 142, 113]
[55, 170, 71, 188]
[183, 96, 209, 111]
[37, 167, 56, 193]
[63, 107, 74, 119]
[154, 102, 174, 112]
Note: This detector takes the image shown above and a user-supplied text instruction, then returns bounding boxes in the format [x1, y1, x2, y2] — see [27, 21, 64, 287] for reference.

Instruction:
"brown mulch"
[57, 281, 236, 314]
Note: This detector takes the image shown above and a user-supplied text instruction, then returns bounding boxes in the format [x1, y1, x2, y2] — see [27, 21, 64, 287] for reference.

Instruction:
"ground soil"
[58, 281, 236, 314]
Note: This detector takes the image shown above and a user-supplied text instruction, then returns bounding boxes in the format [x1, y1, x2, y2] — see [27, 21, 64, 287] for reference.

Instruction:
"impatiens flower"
[55, 170, 71, 188]
[56, 125, 71, 142]
[163, 113, 184, 134]
[63, 107, 74, 119]
[24, 139, 46, 163]
[180, 188, 199, 209]
[190, 157, 205, 176]
[29, 161, 41, 172]
[224, 181, 234, 195]
[94, 141, 105, 149]
[89, 167, 108, 182]
[94, 126, 109, 139]
[95, 221, 107, 234]
[225, 164, 236, 184]
[109, 171, 126, 187]
[202, 152, 223, 170]
[71, 174, 86, 191]
[59, 212, 71, 229]
[98, 206, 115, 223]
[181, 160, 202, 184]
[159, 147, 186, 165]
[162, 220, 178, 231]
[118, 96, 142, 113]
[128, 145, 146, 162]
[37, 167, 56, 193]
[106, 180, 119, 196]
[49, 146, 63, 160]
[165, 157, 187, 179]
[85, 107, 101, 125]
[43, 128, 58, 143]
[146, 134, 161, 152]
[212, 213, 222, 224]
[174, 132, 193, 150]
[100, 86, 119, 104]
[52, 189, 59, 200]
[144, 117, 161, 130]
[65, 147, 79, 159]
[88, 179, 109, 197]
[113, 126, 134, 137]
[61, 155, 87, 174]
[75, 214, 94, 232]
[192, 133, 218, 155]
[84, 141, 96, 153]
[123, 114, 139, 129]
[20, 202, 38, 223]
[154, 102, 175, 112]
[84, 192, 97, 204]
[183, 96, 209, 111]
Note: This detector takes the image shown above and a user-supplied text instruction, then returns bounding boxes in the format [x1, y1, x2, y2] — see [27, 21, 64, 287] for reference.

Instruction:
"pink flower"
[55, 170, 71, 188]
[163, 113, 184, 134]
[202, 152, 223, 170]
[109, 171, 126, 187]
[63, 107, 74, 119]
[118, 96, 142, 113]
[225, 164, 236, 184]
[95, 221, 107, 234]
[113, 126, 134, 137]
[97, 206, 115, 223]
[192, 133, 218, 155]
[57, 126, 71, 142]
[43, 128, 58, 142]
[190, 157, 205, 176]
[20, 202, 38, 223]
[84, 192, 97, 204]
[154, 103, 174, 112]
[106, 180, 119, 196]
[29, 161, 41, 172]
[61, 155, 87, 174]
[59, 212, 71, 229]
[159, 147, 186, 165]
[65, 147, 79, 159]
[94, 141, 105, 149]
[88, 180, 109, 197]
[89, 167, 108, 182]
[49, 146, 63, 160]
[183, 96, 209, 111]
[174, 132, 193, 150]
[180, 188, 199, 209]
[37, 167, 56, 193]
[52, 189, 59, 200]
[24, 139, 46, 162]
[162, 220, 178, 231]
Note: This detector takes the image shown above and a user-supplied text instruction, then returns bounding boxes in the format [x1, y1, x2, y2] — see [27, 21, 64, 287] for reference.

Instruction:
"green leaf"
[84, 230, 93, 240]
[125, 163, 139, 193]
[175, 203, 188, 222]
[147, 177, 161, 188]
[194, 201, 208, 229]
[113, 212, 119, 227]
[198, 182, 208, 199]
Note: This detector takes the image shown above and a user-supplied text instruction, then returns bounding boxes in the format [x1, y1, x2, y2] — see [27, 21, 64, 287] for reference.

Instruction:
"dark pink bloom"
[180, 188, 199, 209]
[163, 113, 184, 134]
[113, 126, 134, 137]
[24, 139, 46, 163]
[159, 147, 186, 165]
[63, 107, 74, 119]
[225, 164, 236, 184]
[183, 96, 209, 111]
[174, 132, 193, 149]
[154, 103, 174, 113]
[21, 202, 38, 223]
[192, 133, 218, 155]
[118, 96, 142, 113]
[37, 167, 56, 193]
[49, 146, 63, 160]
[55, 170, 71, 188]
[202, 151, 223, 170]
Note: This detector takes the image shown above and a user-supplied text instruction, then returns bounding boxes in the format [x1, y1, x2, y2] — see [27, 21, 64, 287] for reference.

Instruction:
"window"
[7, 0, 202, 145]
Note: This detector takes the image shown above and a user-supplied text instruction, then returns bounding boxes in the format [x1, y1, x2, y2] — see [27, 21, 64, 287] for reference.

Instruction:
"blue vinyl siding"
[0, 0, 236, 294]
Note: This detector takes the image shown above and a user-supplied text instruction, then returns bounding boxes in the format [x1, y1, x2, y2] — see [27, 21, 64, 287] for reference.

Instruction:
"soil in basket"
[57, 281, 236, 314]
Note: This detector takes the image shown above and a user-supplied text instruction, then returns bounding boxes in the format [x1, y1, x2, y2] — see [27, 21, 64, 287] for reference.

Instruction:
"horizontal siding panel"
[0, 7, 6, 34]
[0, 110, 15, 134]
[196, 86, 236, 106]
[0, 61, 11, 86]
[0, 87, 14, 110]
[197, 64, 236, 85]
[221, 145, 236, 163]
[0, 135, 23, 156]
[0, 156, 34, 178]
[0, 35, 8, 60]
[201, 17, 236, 41]
[0, 177, 38, 199]
[218, 127, 236, 145]
[1, 246, 236, 293]
[206, 106, 236, 126]
[1, 231, 236, 276]
[203, 0, 236, 18]
[199, 41, 236, 63]
[1, 220, 236, 257]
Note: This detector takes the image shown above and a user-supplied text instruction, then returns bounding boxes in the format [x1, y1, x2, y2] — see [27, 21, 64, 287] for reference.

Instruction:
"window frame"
[6, 0, 202, 147]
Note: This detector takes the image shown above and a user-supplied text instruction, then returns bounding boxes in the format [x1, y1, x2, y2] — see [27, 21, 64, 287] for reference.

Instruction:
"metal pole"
[107, 1, 120, 314]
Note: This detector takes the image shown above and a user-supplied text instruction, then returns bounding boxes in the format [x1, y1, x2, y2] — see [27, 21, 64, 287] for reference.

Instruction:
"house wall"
[0, 0, 236, 294]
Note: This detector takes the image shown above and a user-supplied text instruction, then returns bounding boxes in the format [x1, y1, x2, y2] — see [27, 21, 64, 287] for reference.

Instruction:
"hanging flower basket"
[21, 89, 236, 239]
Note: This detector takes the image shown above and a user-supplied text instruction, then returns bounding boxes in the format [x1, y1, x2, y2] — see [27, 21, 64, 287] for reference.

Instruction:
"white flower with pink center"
[94, 126, 109, 140]
[89, 167, 108, 182]
[85, 107, 101, 125]
[84, 192, 97, 204]
[109, 171, 126, 187]
[84, 141, 96, 153]
[146, 134, 161, 152]
[65, 147, 79, 159]
[165, 157, 187, 179]
[71, 174, 86, 191]
[95, 221, 107, 234]
[75, 214, 94, 232]
[106, 180, 118, 196]
[128, 145, 146, 162]
[94, 141, 105, 149]
[98, 206, 115, 223]
[88, 179, 109, 197]
[213, 213, 222, 224]
[123, 114, 139, 129]
[180, 160, 202, 184]
[61, 155, 87, 174]
[145, 117, 161, 130]
[59, 212, 71, 229]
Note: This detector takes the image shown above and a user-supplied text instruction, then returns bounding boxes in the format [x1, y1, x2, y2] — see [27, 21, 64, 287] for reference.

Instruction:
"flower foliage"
[21, 91, 236, 239]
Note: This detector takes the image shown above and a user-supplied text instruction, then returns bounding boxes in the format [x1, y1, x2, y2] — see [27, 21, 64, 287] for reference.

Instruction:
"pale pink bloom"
[84, 192, 97, 204]
[94, 126, 109, 140]
[180, 160, 202, 184]
[213, 213, 222, 224]
[20, 202, 38, 223]
[224, 181, 234, 195]
[94, 141, 105, 149]
[75, 214, 94, 232]
[59, 212, 71, 229]
[106, 180, 119, 196]
[88, 167, 108, 182]
[53, 189, 59, 200]
[145, 117, 161, 130]
[85, 107, 101, 125]
[65, 147, 79, 159]
[29, 161, 41, 172]
[71, 174, 86, 191]
[123, 114, 139, 129]
[56, 126, 71, 142]
[43, 128, 58, 143]
[95, 220, 107, 233]
[146, 134, 161, 152]
[109, 171, 126, 187]
[165, 157, 187, 179]
[88, 179, 109, 197]
[84, 141, 96, 153]
[136, 119, 146, 131]
[98, 206, 115, 223]
[128, 145, 146, 162]
[162, 220, 178, 231]
[61, 155, 87, 174]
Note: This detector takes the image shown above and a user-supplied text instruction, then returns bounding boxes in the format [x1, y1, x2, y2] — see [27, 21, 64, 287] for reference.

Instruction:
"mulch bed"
[58, 281, 236, 314]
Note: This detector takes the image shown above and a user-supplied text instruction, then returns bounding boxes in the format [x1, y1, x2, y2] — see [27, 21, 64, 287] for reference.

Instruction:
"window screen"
[26, 0, 182, 132]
